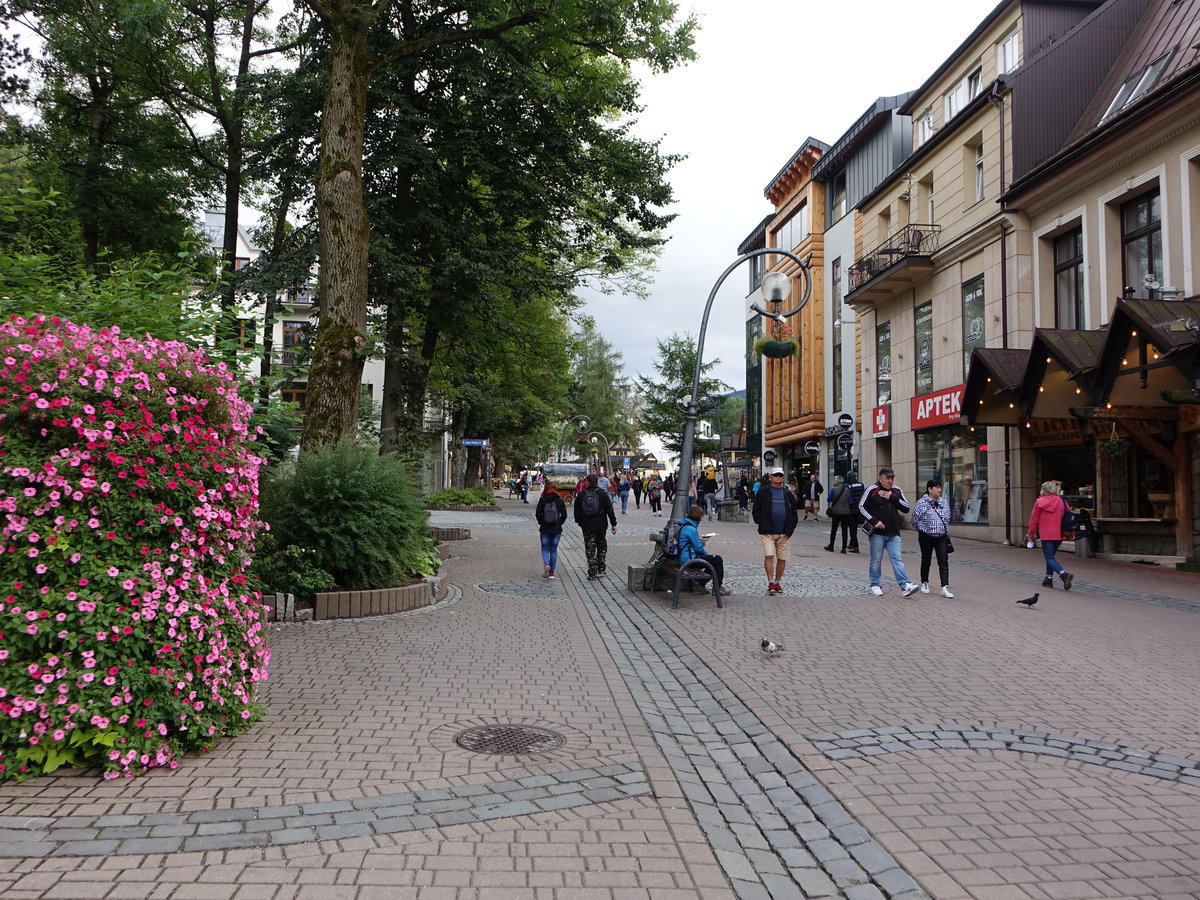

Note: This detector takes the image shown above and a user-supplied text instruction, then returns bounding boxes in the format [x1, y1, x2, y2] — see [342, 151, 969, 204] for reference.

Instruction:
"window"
[998, 28, 1020, 74]
[1103, 51, 1175, 120]
[962, 276, 985, 379]
[773, 202, 810, 251]
[917, 426, 988, 524]
[237, 318, 256, 350]
[282, 320, 308, 368]
[945, 65, 982, 120]
[748, 252, 766, 293]
[915, 301, 933, 394]
[234, 257, 251, 270]
[1121, 189, 1161, 298]
[876, 320, 892, 405]
[1054, 228, 1084, 328]
[832, 258, 843, 409]
[281, 384, 307, 411]
[917, 109, 935, 145]
[974, 143, 985, 202]
[831, 172, 848, 220]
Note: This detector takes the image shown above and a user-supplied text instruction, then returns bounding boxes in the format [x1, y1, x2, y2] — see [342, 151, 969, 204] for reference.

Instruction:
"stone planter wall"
[425, 504, 501, 512]
[314, 579, 439, 620]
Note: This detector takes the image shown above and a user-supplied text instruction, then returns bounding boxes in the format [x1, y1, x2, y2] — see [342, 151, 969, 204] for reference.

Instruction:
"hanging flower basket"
[751, 318, 798, 360]
[1097, 437, 1132, 458]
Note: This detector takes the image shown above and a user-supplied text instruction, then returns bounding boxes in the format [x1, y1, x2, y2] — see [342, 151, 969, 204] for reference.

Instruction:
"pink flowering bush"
[0, 315, 270, 780]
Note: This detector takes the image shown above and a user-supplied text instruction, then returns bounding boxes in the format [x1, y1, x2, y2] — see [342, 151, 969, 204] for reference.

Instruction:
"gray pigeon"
[761, 638, 784, 658]
[1016, 593, 1039, 608]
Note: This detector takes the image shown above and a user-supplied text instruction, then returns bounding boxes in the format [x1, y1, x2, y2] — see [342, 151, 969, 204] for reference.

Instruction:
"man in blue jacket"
[751, 467, 798, 595]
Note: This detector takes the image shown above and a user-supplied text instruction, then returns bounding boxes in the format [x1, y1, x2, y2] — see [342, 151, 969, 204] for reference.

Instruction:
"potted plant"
[751, 319, 798, 359]
[1097, 437, 1132, 458]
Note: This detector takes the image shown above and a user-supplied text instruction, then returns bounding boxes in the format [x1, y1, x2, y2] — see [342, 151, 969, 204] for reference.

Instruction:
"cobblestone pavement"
[0, 495, 1197, 899]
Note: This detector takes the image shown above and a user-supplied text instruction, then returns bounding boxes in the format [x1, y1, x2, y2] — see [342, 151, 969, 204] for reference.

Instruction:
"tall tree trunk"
[81, 103, 109, 270]
[300, 19, 372, 454]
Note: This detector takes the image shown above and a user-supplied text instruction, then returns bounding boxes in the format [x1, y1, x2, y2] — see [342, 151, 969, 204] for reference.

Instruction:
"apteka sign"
[910, 385, 964, 430]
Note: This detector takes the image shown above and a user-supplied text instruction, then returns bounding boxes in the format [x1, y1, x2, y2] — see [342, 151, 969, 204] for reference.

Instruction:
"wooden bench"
[651, 554, 724, 610]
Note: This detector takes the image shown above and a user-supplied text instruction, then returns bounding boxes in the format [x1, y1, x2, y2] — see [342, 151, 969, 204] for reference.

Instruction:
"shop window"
[1054, 228, 1084, 328]
[962, 275, 985, 379]
[915, 301, 933, 394]
[1121, 189, 1161, 298]
[876, 320, 891, 405]
[916, 426, 988, 524]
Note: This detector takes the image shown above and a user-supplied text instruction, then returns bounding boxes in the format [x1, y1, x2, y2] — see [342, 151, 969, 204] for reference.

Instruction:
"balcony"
[846, 223, 941, 306]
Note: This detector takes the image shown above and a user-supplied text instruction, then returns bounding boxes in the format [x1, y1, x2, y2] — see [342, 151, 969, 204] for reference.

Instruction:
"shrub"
[246, 532, 335, 600]
[424, 486, 494, 507]
[0, 316, 270, 781]
[261, 441, 440, 591]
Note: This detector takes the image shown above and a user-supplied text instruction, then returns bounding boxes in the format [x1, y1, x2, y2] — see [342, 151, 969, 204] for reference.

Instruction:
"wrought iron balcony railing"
[847, 223, 942, 292]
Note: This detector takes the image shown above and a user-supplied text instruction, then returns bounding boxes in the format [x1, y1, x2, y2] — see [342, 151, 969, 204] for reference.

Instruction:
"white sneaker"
[941, 586, 955, 598]
[920, 582, 930, 594]
[902, 582, 920, 597]
[870, 585, 884, 596]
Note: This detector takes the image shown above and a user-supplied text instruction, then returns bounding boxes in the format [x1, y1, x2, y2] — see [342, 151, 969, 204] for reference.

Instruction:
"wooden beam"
[1069, 406, 1179, 421]
[1175, 431, 1191, 558]
[1123, 420, 1175, 470]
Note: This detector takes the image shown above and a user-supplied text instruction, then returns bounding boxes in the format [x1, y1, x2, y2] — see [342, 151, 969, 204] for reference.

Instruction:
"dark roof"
[737, 213, 775, 255]
[762, 137, 831, 197]
[960, 347, 1031, 425]
[1093, 298, 1200, 401]
[1036, 328, 1110, 379]
[811, 93, 915, 181]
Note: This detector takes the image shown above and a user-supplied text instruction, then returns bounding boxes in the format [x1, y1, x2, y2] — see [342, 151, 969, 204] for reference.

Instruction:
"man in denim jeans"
[858, 467, 920, 597]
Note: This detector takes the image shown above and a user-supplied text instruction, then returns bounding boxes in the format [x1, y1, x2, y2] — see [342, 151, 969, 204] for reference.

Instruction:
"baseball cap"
[769, 467, 785, 475]
[879, 467, 895, 477]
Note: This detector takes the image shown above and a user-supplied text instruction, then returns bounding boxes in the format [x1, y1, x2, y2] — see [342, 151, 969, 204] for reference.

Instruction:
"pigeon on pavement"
[761, 638, 784, 658]
[1016, 593, 1039, 608]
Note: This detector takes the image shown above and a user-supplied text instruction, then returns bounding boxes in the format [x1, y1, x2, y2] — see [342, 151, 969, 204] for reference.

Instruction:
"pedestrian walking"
[632, 473, 644, 509]
[803, 473, 823, 521]
[859, 467, 920, 597]
[518, 472, 530, 503]
[678, 505, 730, 597]
[841, 471, 864, 552]
[574, 474, 617, 580]
[751, 466, 799, 595]
[663, 472, 676, 504]
[646, 474, 664, 516]
[911, 479, 954, 597]
[823, 475, 856, 553]
[534, 482, 568, 578]
[617, 470, 631, 515]
[698, 470, 719, 520]
[687, 473, 698, 509]
[737, 473, 750, 510]
[1027, 480, 1075, 590]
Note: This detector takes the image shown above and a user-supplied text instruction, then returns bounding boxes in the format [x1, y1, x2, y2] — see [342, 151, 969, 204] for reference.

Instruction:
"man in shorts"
[751, 467, 799, 595]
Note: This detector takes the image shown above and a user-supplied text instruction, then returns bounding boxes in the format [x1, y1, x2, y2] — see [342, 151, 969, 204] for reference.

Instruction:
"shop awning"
[1094, 299, 1200, 407]
[1017, 328, 1108, 416]
[960, 348, 1029, 425]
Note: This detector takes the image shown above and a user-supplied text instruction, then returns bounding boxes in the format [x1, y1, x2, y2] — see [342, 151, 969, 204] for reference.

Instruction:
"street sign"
[804, 440, 820, 455]
[836, 432, 855, 450]
[462, 439, 487, 446]
[763, 450, 776, 465]
[837, 413, 854, 430]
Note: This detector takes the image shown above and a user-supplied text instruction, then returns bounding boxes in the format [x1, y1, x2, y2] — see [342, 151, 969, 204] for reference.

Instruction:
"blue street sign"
[462, 439, 487, 446]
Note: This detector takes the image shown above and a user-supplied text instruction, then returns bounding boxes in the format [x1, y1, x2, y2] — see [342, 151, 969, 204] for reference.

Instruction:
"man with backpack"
[574, 473, 618, 580]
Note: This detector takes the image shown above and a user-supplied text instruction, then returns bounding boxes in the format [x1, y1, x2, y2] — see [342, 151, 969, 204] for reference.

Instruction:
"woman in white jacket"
[910, 479, 954, 598]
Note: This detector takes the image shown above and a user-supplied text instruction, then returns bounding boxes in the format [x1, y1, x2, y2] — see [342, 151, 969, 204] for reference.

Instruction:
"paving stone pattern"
[558, 528, 925, 900]
[0, 762, 649, 859]
[809, 724, 1200, 785]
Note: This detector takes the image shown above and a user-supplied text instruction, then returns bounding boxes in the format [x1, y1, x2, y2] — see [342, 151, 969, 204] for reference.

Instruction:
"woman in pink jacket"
[1026, 481, 1074, 591]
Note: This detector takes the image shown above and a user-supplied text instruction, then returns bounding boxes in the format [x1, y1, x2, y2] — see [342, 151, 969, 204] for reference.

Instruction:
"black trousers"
[685, 552, 724, 589]
[918, 532, 950, 586]
[828, 514, 855, 550]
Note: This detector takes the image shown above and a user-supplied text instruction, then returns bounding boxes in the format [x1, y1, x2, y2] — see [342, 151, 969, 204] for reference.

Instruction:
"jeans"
[868, 532, 912, 587]
[539, 531, 562, 573]
[917, 531, 950, 586]
[583, 529, 608, 575]
[619, 489, 629, 513]
[1040, 539, 1065, 577]
[706, 493, 717, 516]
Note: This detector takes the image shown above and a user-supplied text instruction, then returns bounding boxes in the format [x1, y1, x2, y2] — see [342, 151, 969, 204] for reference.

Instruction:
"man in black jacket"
[574, 473, 618, 580]
[858, 467, 919, 597]
[751, 467, 799, 595]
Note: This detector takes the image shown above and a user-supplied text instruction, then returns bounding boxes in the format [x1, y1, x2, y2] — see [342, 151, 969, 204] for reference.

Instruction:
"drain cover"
[454, 724, 565, 755]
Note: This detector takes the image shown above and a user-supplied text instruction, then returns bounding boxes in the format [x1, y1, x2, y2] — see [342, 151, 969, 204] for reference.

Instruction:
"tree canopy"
[636, 332, 730, 456]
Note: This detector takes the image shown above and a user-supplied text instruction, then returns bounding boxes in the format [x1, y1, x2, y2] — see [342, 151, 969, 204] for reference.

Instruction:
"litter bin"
[1074, 509, 1095, 558]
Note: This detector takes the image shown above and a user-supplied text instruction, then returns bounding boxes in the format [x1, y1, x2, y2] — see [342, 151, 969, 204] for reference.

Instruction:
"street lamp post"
[557, 415, 591, 462]
[584, 431, 611, 474]
[667, 248, 813, 531]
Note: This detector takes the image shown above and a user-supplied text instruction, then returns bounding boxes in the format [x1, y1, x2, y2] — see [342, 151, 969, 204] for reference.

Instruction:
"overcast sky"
[583, 0, 1001, 414]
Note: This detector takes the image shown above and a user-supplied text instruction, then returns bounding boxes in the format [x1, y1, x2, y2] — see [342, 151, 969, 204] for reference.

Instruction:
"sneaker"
[920, 582, 930, 594]
[767, 582, 782, 595]
[1061, 572, 1073, 591]
[823, 545, 834, 553]
[587, 573, 597, 581]
[1041, 577, 1054, 589]
[941, 585, 955, 598]
[548, 573, 556, 579]
[870, 585, 884, 596]
[902, 582, 920, 597]
[544, 564, 552, 578]
[716, 586, 732, 597]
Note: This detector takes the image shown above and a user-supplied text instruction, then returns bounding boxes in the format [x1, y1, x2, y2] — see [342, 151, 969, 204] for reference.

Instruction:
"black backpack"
[580, 488, 601, 517]
[542, 498, 560, 525]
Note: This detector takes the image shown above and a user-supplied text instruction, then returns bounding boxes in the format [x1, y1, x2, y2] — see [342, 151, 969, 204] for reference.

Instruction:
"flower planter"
[761, 340, 797, 358]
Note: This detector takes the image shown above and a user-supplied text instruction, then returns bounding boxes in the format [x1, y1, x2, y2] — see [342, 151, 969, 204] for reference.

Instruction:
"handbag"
[944, 537, 955, 554]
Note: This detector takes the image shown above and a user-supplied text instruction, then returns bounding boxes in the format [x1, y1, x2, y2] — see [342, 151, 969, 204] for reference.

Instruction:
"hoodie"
[1027, 493, 1068, 541]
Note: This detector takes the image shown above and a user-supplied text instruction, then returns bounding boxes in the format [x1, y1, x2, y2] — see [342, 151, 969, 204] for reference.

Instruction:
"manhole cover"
[454, 724, 565, 755]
